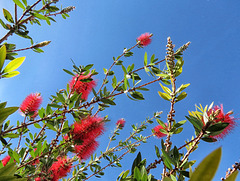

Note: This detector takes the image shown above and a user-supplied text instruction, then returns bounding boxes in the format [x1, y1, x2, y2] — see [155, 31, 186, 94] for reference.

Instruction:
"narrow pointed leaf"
[159, 83, 171, 94]
[3, 9, 13, 23]
[13, 0, 25, 9]
[0, 45, 6, 71]
[158, 91, 171, 101]
[2, 57, 25, 73]
[175, 92, 187, 102]
[63, 69, 74, 76]
[144, 52, 147, 66]
[2, 71, 20, 78]
[0, 107, 19, 125]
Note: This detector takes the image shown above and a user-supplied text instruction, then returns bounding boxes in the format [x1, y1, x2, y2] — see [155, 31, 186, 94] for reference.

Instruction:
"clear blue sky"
[0, 0, 240, 180]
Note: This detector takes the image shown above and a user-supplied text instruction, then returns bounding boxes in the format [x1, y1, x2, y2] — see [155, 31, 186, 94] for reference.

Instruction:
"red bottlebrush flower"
[49, 157, 72, 181]
[207, 105, 236, 139]
[63, 134, 69, 140]
[35, 178, 46, 181]
[74, 138, 99, 160]
[69, 74, 96, 100]
[137, 32, 152, 46]
[2, 155, 10, 166]
[71, 116, 105, 141]
[153, 124, 167, 138]
[116, 118, 126, 129]
[20, 93, 42, 116]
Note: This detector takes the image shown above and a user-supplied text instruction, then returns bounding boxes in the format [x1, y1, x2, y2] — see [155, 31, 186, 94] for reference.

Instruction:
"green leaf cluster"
[0, 45, 25, 78]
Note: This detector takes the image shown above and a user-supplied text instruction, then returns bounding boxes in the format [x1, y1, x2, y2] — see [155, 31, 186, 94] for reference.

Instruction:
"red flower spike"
[49, 157, 72, 181]
[69, 74, 96, 100]
[2, 155, 10, 166]
[20, 93, 42, 116]
[116, 118, 126, 129]
[208, 105, 236, 139]
[153, 124, 167, 138]
[137, 32, 152, 46]
[74, 138, 99, 160]
[71, 116, 105, 141]
[35, 178, 47, 181]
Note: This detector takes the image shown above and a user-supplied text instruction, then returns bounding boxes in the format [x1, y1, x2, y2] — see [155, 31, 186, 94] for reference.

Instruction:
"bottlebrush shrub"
[0, 1, 239, 181]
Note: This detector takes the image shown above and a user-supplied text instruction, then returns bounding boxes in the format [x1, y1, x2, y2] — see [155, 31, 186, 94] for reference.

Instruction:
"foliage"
[0, 1, 238, 181]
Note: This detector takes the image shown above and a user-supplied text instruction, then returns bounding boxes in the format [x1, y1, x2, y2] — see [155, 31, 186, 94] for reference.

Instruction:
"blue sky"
[1, 0, 240, 180]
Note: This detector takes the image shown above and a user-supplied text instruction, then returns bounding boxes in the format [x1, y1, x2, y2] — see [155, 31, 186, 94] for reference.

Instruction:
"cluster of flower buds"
[61, 6, 76, 14]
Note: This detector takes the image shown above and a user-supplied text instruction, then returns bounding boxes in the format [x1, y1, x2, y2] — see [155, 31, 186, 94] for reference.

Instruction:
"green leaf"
[13, 0, 25, 9]
[0, 19, 8, 30]
[175, 92, 187, 102]
[185, 115, 203, 133]
[0, 162, 16, 176]
[134, 167, 141, 181]
[0, 136, 7, 145]
[2, 71, 20, 78]
[131, 152, 142, 175]
[159, 83, 171, 94]
[176, 83, 190, 93]
[163, 177, 173, 181]
[173, 127, 183, 134]
[0, 177, 27, 181]
[112, 76, 117, 88]
[130, 91, 144, 100]
[189, 147, 222, 181]
[161, 149, 174, 169]
[63, 69, 74, 76]
[33, 13, 47, 20]
[158, 91, 171, 101]
[101, 98, 116, 105]
[122, 65, 127, 74]
[48, 103, 62, 108]
[0, 45, 6, 71]
[124, 51, 133, 57]
[84, 64, 93, 70]
[56, 93, 65, 103]
[155, 145, 161, 158]
[161, 79, 171, 85]
[206, 123, 229, 132]
[225, 171, 239, 181]
[201, 137, 217, 143]
[115, 60, 123, 65]
[33, 123, 41, 129]
[0, 107, 19, 125]
[173, 120, 186, 129]
[3, 9, 13, 23]
[2, 57, 25, 74]
[22, 0, 27, 6]
[144, 52, 147, 66]
[156, 119, 167, 129]
[0, 102, 7, 109]
[3, 133, 19, 138]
